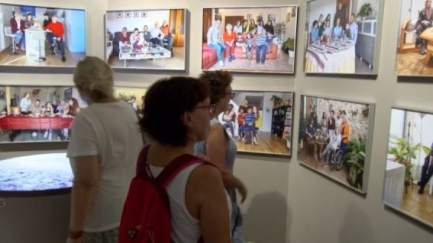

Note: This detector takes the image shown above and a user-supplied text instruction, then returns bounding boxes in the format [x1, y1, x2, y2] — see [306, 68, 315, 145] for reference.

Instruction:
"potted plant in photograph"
[357, 3, 373, 20]
[388, 137, 421, 193]
[282, 37, 295, 58]
[344, 138, 366, 190]
[274, 22, 286, 46]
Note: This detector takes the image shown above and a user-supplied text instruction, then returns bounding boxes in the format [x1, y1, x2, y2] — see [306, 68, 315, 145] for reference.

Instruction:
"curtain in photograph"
[408, 113, 433, 181]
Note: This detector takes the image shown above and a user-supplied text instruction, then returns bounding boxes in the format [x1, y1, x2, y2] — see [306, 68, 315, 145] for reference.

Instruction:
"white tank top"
[150, 163, 232, 243]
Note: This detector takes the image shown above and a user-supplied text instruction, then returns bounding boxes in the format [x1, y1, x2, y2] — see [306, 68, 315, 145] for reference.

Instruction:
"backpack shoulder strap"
[136, 145, 151, 178]
[155, 154, 214, 188]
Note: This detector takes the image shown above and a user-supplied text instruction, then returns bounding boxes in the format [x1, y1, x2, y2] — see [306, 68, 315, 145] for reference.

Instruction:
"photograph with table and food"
[0, 3, 86, 68]
[396, 0, 433, 77]
[0, 85, 85, 143]
[297, 95, 373, 193]
[304, 0, 380, 74]
[105, 9, 186, 70]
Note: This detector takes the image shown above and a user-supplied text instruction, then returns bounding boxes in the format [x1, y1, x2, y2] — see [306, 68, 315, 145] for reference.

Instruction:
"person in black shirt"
[43, 13, 51, 28]
[418, 143, 433, 194]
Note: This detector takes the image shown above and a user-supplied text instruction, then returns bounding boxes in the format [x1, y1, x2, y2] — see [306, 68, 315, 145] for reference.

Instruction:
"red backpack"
[118, 145, 211, 243]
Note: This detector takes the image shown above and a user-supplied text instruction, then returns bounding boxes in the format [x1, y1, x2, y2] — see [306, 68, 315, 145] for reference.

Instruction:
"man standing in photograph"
[334, 2, 347, 27]
[45, 16, 66, 62]
[418, 143, 433, 194]
[348, 13, 358, 44]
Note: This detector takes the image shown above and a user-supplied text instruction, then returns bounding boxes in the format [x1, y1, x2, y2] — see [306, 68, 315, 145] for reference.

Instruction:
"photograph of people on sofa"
[217, 91, 293, 156]
[298, 95, 373, 192]
[105, 9, 186, 70]
[0, 3, 86, 68]
[384, 108, 433, 227]
[0, 85, 83, 143]
[304, 0, 380, 74]
[202, 6, 298, 73]
[396, 0, 433, 77]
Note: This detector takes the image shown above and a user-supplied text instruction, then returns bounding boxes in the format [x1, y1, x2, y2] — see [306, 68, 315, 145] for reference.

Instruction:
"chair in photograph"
[4, 27, 18, 55]
[399, 19, 418, 52]
[250, 127, 260, 145]
[429, 176, 433, 195]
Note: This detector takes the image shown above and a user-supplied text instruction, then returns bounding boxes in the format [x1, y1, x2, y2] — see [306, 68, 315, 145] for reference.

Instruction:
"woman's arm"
[68, 156, 100, 234]
[186, 165, 231, 243]
[206, 124, 247, 202]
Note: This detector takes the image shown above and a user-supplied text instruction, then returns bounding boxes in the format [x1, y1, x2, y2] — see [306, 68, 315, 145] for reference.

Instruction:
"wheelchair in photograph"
[325, 147, 345, 171]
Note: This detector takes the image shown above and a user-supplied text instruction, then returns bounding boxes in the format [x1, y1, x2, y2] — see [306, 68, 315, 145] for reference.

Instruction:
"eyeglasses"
[195, 104, 217, 116]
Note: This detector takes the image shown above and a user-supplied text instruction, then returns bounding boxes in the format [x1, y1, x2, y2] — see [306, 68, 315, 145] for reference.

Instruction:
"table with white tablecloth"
[305, 41, 356, 73]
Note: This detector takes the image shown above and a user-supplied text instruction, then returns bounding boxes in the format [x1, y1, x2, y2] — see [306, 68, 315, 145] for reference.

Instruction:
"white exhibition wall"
[0, 0, 432, 243]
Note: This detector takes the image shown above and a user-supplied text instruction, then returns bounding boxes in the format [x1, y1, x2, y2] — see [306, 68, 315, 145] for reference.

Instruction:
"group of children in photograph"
[221, 99, 262, 145]
[207, 17, 276, 66]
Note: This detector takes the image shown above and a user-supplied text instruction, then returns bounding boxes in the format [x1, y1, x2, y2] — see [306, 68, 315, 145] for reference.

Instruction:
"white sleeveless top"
[150, 163, 232, 243]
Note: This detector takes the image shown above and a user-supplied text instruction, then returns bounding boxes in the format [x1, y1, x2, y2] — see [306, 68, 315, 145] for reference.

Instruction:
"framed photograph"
[125, 11, 131, 18]
[0, 85, 84, 143]
[268, 14, 276, 23]
[297, 94, 375, 194]
[0, 3, 86, 72]
[105, 8, 186, 71]
[117, 11, 123, 18]
[113, 86, 147, 113]
[396, 0, 433, 77]
[201, 6, 299, 74]
[133, 11, 139, 18]
[216, 90, 294, 157]
[384, 107, 433, 228]
[304, 0, 383, 75]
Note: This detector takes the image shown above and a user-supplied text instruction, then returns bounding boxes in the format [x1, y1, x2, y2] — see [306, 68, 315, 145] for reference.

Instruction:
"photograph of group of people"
[0, 3, 86, 67]
[305, 0, 380, 74]
[0, 85, 146, 143]
[202, 6, 298, 73]
[216, 90, 293, 156]
[396, 0, 433, 77]
[105, 9, 186, 70]
[298, 95, 373, 192]
[0, 85, 81, 142]
[385, 108, 433, 227]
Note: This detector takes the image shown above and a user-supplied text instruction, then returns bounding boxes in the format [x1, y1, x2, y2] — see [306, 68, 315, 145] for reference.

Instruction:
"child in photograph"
[236, 33, 246, 53]
[265, 30, 274, 54]
[245, 33, 254, 60]
[333, 18, 343, 39]
[234, 20, 243, 35]
[224, 23, 236, 62]
[311, 20, 319, 43]
[222, 104, 236, 137]
[130, 28, 144, 50]
[255, 28, 268, 64]
[242, 106, 257, 144]
[237, 107, 246, 139]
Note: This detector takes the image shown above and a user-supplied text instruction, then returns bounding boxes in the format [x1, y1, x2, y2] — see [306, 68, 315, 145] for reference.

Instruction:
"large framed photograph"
[217, 90, 294, 156]
[396, 0, 433, 77]
[105, 9, 186, 71]
[201, 6, 298, 74]
[297, 94, 375, 193]
[304, 0, 382, 75]
[0, 85, 147, 143]
[0, 3, 86, 70]
[384, 107, 433, 228]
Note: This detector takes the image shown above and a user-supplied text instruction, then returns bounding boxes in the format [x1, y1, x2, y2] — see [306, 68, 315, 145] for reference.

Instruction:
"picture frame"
[0, 3, 87, 74]
[395, 0, 433, 77]
[133, 11, 139, 18]
[201, 5, 299, 74]
[0, 85, 147, 144]
[383, 106, 433, 229]
[117, 11, 123, 18]
[125, 11, 131, 18]
[104, 8, 187, 71]
[217, 90, 294, 157]
[297, 94, 376, 194]
[304, 0, 384, 76]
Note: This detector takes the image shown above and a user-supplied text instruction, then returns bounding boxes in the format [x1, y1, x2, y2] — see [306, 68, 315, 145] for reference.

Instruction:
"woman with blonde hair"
[66, 56, 145, 243]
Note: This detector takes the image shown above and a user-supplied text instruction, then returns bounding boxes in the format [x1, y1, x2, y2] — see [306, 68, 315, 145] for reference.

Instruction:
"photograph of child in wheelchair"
[217, 90, 293, 156]
[298, 95, 374, 193]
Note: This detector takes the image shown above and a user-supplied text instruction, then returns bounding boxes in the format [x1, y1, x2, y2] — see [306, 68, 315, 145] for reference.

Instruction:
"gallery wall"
[0, 0, 432, 243]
